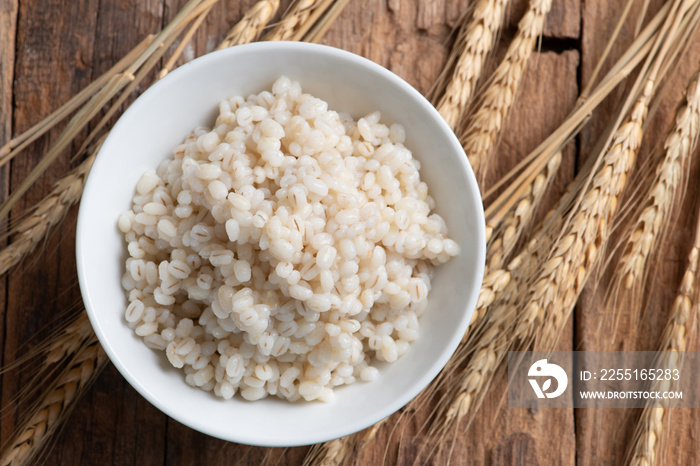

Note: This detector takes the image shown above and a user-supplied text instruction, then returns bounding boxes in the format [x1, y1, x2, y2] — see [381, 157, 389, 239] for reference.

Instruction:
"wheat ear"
[436, 0, 694, 435]
[303, 418, 386, 466]
[42, 313, 94, 368]
[217, 0, 280, 49]
[0, 311, 92, 375]
[460, 0, 553, 176]
[0, 138, 101, 276]
[486, 152, 562, 270]
[0, 338, 107, 466]
[531, 80, 652, 350]
[429, 60, 661, 443]
[627, 210, 700, 466]
[419, 0, 692, 451]
[424, 84, 647, 441]
[531, 0, 699, 350]
[435, 0, 511, 130]
[303, 437, 351, 466]
[0, 311, 94, 430]
[262, 0, 332, 41]
[469, 266, 511, 328]
[609, 70, 700, 303]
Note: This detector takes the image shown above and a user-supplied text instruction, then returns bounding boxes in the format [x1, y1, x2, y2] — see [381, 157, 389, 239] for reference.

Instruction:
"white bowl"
[76, 42, 485, 447]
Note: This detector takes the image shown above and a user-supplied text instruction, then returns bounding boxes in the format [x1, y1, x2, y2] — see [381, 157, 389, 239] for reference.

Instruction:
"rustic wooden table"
[1, 0, 699, 464]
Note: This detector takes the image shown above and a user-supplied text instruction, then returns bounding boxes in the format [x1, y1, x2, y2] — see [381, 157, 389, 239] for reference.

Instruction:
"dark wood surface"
[1, 0, 699, 464]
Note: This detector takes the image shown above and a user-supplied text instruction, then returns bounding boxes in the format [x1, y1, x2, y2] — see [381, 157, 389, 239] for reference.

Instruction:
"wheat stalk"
[460, 0, 553, 177]
[289, 0, 339, 41]
[0, 0, 222, 222]
[263, 0, 333, 41]
[303, 0, 351, 43]
[0, 138, 101, 276]
[627, 208, 700, 466]
[160, 5, 216, 79]
[72, 20, 198, 163]
[0, 35, 153, 168]
[486, 152, 562, 270]
[0, 338, 107, 466]
[217, 0, 280, 49]
[609, 70, 700, 305]
[435, 0, 511, 130]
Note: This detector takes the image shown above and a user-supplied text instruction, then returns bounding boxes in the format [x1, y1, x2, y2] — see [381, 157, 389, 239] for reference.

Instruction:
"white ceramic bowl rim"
[76, 41, 486, 447]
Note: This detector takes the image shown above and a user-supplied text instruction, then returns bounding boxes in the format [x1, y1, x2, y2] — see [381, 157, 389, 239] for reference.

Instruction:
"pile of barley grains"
[119, 76, 459, 402]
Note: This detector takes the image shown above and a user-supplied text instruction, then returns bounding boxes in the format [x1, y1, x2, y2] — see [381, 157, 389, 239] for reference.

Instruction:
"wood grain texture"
[2, 0, 101, 459]
[4, 0, 700, 465]
[0, 0, 16, 454]
[1, 1, 164, 465]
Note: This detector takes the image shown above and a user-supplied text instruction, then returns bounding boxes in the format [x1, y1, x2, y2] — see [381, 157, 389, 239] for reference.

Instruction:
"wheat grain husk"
[627, 210, 700, 466]
[435, 0, 511, 130]
[609, 70, 700, 308]
[0, 339, 107, 466]
[460, 0, 553, 177]
[218, 0, 280, 49]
